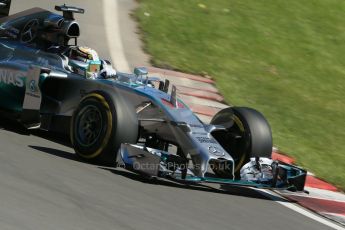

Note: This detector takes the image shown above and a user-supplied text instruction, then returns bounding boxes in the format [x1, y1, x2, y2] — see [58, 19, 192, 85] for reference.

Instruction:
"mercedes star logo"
[208, 146, 224, 156]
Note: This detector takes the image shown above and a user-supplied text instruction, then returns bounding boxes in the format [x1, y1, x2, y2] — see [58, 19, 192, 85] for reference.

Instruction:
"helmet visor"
[88, 60, 101, 73]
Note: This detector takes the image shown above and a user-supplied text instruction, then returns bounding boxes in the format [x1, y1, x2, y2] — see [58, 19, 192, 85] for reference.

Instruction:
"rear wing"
[0, 0, 11, 18]
[55, 4, 84, 20]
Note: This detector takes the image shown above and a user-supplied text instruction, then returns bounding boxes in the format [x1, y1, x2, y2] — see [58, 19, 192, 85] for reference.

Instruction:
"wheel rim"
[75, 105, 103, 147]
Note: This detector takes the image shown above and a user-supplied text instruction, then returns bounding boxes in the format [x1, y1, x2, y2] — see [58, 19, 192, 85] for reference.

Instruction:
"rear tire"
[211, 107, 272, 176]
[70, 92, 138, 164]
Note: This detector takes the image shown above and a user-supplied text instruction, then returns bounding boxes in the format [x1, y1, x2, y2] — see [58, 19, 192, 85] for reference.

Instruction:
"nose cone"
[188, 133, 235, 178]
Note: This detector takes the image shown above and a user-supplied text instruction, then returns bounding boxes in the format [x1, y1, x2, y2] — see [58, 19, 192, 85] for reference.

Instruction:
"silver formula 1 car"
[0, 1, 306, 191]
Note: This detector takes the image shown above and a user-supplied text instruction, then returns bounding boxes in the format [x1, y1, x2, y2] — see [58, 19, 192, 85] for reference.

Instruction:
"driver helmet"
[69, 46, 102, 78]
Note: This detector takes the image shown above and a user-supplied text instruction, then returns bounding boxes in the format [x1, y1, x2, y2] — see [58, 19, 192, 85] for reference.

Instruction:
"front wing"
[117, 144, 307, 192]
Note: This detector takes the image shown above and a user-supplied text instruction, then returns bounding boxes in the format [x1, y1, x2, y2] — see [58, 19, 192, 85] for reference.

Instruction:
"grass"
[135, 0, 345, 190]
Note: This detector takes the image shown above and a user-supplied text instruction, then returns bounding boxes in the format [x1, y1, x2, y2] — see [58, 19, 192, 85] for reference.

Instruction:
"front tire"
[211, 107, 272, 175]
[70, 92, 138, 164]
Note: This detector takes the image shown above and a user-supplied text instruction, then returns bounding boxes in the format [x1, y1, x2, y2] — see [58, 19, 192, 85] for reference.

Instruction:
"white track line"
[254, 189, 345, 230]
[103, 0, 130, 72]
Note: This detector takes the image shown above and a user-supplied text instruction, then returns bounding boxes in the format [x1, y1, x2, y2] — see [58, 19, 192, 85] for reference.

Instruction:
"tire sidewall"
[233, 107, 272, 159]
[70, 91, 139, 164]
[71, 93, 114, 159]
[211, 107, 273, 173]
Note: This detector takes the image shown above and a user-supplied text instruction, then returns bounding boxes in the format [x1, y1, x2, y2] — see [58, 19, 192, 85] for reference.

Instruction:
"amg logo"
[0, 69, 25, 87]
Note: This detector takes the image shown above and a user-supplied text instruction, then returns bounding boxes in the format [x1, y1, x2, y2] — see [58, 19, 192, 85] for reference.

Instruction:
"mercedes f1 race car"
[0, 1, 306, 191]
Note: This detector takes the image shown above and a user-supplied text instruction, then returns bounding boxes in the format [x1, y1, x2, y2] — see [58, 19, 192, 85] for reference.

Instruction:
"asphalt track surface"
[0, 1, 338, 230]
